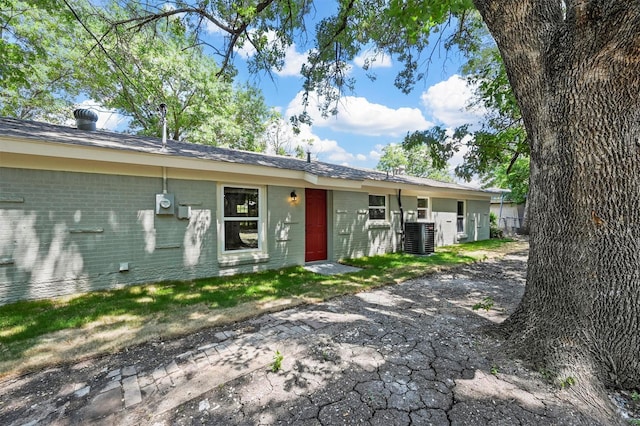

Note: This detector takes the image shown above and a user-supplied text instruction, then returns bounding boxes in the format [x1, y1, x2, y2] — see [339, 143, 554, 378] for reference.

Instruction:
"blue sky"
[85, 4, 486, 182]
[254, 60, 482, 170]
[226, 9, 486, 179]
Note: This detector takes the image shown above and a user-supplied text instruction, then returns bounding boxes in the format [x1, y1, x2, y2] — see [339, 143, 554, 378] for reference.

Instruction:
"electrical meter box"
[155, 193, 175, 215]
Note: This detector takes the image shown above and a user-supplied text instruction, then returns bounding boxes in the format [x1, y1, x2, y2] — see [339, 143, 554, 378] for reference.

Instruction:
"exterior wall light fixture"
[290, 190, 297, 202]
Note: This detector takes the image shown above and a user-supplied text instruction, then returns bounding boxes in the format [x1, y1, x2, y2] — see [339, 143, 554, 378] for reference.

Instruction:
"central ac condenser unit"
[404, 222, 435, 255]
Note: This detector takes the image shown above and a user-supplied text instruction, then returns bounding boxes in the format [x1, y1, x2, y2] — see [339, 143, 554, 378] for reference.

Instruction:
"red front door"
[305, 189, 327, 262]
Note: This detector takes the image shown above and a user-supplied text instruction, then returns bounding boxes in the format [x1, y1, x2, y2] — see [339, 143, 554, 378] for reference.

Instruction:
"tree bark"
[474, 0, 640, 411]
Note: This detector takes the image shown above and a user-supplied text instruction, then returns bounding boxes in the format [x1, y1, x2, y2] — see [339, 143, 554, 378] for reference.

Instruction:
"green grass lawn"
[0, 238, 523, 375]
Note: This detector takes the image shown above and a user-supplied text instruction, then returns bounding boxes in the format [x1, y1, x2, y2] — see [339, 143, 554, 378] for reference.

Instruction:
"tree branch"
[115, 7, 235, 35]
[505, 151, 520, 174]
[109, 1, 278, 77]
[62, 0, 155, 103]
[217, 0, 278, 74]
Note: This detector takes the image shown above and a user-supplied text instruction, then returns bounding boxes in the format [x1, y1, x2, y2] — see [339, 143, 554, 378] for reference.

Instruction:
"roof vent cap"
[73, 109, 99, 131]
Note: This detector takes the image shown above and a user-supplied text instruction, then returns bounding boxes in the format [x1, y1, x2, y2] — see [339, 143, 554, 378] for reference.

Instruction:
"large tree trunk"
[474, 0, 640, 415]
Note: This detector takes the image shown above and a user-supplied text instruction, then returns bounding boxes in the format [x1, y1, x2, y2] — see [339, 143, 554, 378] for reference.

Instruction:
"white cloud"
[353, 51, 393, 69]
[419, 78, 488, 184]
[420, 74, 486, 128]
[204, 20, 222, 34]
[447, 132, 473, 170]
[202, 14, 227, 34]
[286, 92, 432, 137]
[269, 122, 353, 164]
[235, 38, 257, 59]
[296, 125, 341, 155]
[369, 144, 385, 161]
[442, 131, 485, 188]
[278, 123, 386, 168]
[233, 30, 309, 78]
[275, 44, 309, 77]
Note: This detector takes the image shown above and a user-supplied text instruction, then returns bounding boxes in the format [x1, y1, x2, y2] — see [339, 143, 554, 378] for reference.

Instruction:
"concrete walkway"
[303, 261, 362, 275]
[1, 252, 603, 425]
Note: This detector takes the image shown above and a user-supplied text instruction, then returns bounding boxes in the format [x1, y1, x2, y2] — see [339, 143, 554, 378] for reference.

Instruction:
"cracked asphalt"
[1, 250, 609, 425]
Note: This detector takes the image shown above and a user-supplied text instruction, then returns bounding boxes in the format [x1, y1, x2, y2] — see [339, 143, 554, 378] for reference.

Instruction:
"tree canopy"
[0, 0, 82, 122]
[97, 0, 476, 125]
[398, 14, 529, 200]
[81, 4, 273, 148]
[376, 143, 453, 182]
[1, 0, 272, 150]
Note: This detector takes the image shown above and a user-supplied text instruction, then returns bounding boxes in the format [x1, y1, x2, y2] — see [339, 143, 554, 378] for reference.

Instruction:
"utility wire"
[61, 0, 159, 110]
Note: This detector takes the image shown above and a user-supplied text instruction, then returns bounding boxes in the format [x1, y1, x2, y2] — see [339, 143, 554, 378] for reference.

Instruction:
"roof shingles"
[0, 116, 486, 193]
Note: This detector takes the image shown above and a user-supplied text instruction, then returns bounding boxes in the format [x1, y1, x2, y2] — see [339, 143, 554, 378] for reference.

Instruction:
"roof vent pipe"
[73, 109, 98, 131]
[307, 151, 311, 163]
[159, 103, 167, 152]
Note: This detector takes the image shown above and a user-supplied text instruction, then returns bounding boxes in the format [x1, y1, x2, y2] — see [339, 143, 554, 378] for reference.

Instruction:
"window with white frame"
[368, 194, 387, 220]
[457, 200, 465, 233]
[417, 197, 429, 220]
[222, 186, 261, 251]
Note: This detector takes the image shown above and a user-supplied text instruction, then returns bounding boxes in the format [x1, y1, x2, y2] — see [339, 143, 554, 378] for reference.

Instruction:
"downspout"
[498, 192, 505, 229]
[159, 103, 167, 152]
[397, 189, 404, 252]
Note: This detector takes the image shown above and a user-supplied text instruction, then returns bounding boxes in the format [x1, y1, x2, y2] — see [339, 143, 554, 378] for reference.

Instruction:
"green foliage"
[376, 144, 408, 175]
[405, 144, 454, 182]
[485, 157, 529, 204]
[490, 226, 504, 239]
[404, 126, 465, 171]
[559, 376, 576, 389]
[489, 212, 503, 238]
[489, 212, 498, 226]
[1, 0, 271, 150]
[398, 17, 530, 201]
[10, 0, 524, 183]
[538, 368, 555, 382]
[0, 0, 83, 121]
[472, 296, 494, 312]
[632, 390, 640, 401]
[80, 4, 270, 149]
[490, 365, 499, 375]
[377, 142, 453, 182]
[459, 29, 529, 199]
[270, 350, 284, 372]
[99, 0, 477, 125]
